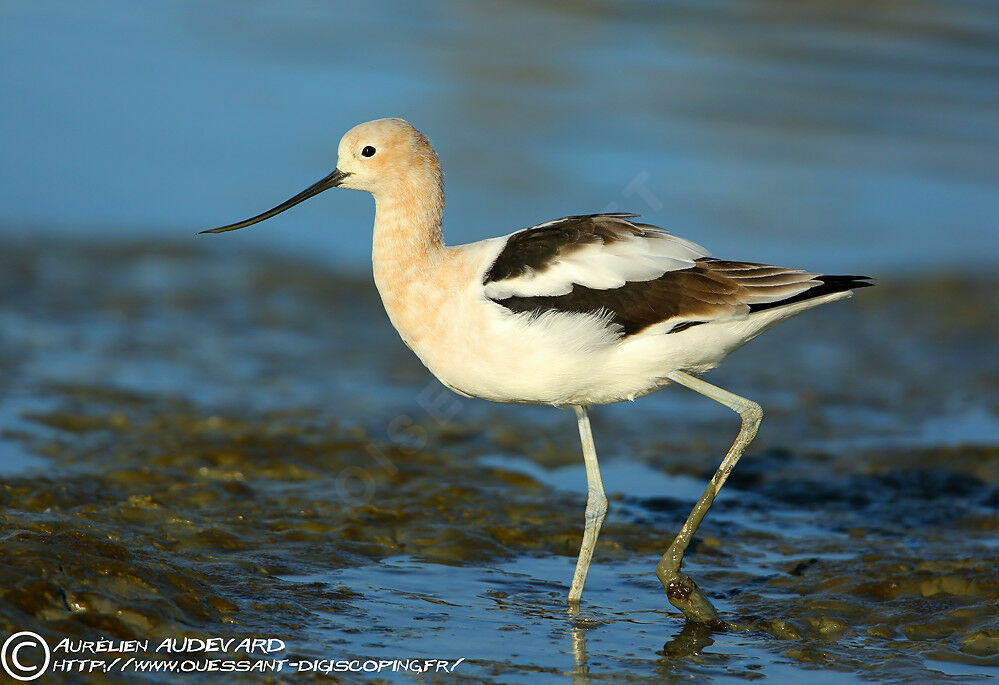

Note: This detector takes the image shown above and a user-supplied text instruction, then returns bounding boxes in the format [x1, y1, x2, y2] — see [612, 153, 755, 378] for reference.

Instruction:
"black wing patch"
[490, 257, 872, 337]
[483, 213, 650, 284]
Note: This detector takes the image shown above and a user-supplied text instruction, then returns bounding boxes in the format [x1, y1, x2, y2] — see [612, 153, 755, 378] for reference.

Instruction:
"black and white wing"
[483, 213, 871, 336]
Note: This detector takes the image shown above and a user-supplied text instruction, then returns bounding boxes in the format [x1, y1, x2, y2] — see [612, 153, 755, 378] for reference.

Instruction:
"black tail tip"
[816, 275, 874, 290]
[748, 274, 873, 313]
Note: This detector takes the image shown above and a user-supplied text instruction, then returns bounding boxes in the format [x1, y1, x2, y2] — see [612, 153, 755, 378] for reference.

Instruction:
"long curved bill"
[199, 168, 351, 234]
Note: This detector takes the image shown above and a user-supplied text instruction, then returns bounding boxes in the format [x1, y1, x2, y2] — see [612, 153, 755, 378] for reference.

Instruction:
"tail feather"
[748, 275, 873, 313]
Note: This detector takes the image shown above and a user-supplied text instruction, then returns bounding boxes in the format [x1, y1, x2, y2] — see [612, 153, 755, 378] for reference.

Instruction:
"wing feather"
[482, 214, 708, 300]
[483, 216, 871, 337]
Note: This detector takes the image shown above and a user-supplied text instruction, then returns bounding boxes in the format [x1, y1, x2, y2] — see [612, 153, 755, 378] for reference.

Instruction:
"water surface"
[0, 244, 995, 682]
[2, 1, 998, 272]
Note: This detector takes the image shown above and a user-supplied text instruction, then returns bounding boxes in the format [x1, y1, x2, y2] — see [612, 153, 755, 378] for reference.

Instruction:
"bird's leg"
[568, 405, 608, 610]
[655, 371, 763, 625]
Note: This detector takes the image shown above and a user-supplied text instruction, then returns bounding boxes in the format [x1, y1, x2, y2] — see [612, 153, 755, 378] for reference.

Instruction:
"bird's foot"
[656, 564, 725, 627]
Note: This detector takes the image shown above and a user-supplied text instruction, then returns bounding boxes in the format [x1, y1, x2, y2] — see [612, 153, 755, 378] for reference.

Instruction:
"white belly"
[405, 296, 699, 405]
[404, 290, 851, 407]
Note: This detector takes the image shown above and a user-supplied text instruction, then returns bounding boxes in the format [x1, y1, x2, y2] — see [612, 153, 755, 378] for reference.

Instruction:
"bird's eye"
[361, 146, 376, 158]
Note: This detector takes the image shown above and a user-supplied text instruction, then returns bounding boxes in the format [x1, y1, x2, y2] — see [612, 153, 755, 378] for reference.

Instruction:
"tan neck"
[370, 175, 448, 345]
[372, 173, 445, 272]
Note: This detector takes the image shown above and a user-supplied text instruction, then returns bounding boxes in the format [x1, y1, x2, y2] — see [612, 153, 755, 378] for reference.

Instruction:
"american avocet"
[201, 118, 871, 624]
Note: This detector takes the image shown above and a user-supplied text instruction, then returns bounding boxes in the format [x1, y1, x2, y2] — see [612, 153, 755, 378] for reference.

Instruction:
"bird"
[201, 118, 871, 624]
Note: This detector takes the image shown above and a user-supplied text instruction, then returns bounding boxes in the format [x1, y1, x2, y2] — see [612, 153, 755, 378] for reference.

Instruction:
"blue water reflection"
[2, 1, 997, 273]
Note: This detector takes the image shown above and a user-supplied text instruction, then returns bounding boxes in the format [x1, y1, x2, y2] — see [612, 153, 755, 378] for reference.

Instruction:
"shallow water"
[0, 244, 996, 682]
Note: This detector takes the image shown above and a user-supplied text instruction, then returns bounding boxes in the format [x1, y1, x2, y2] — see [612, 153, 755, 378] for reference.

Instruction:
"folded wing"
[483, 214, 871, 337]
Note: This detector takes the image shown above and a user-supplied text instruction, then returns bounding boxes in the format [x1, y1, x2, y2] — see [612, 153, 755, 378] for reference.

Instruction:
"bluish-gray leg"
[568, 405, 608, 607]
[656, 371, 763, 624]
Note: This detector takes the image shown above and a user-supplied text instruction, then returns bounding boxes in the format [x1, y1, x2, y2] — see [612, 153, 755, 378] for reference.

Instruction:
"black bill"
[199, 168, 351, 234]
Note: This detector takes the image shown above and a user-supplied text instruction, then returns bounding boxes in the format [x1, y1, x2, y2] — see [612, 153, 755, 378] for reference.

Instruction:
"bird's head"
[200, 117, 440, 235]
[334, 118, 440, 193]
